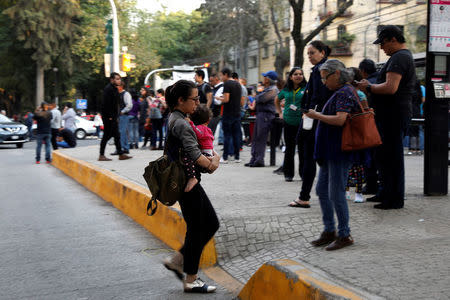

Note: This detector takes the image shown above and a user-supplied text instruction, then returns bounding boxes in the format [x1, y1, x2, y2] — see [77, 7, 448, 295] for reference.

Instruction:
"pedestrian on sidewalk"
[49, 102, 62, 150]
[98, 72, 131, 161]
[149, 90, 164, 150]
[162, 79, 220, 293]
[292, 40, 334, 208]
[62, 102, 76, 132]
[245, 71, 279, 167]
[357, 25, 416, 210]
[33, 102, 52, 164]
[276, 67, 307, 183]
[93, 112, 103, 139]
[138, 87, 150, 143]
[128, 89, 140, 149]
[305, 59, 360, 251]
[113, 81, 132, 155]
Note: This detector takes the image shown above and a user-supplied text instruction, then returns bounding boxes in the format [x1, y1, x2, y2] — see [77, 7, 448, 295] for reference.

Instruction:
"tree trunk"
[36, 63, 44, 107]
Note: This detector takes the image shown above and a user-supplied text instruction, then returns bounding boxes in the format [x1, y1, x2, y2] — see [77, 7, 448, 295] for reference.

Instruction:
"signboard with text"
[429, 0, 450, 52]
[76, 99, 88, 110]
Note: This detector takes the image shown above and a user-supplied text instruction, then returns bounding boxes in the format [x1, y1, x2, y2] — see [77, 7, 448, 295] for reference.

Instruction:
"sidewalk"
[59, 144, 450, 299]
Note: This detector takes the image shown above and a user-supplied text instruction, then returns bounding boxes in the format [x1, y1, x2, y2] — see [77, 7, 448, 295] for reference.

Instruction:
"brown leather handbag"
[341, 88, 382, 151]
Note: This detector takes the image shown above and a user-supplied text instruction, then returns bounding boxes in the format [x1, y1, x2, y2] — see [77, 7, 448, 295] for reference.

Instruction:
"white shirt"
[50, 107, 62, 129]
[213, 83, 224, 106]
[121, 91, 133, 114]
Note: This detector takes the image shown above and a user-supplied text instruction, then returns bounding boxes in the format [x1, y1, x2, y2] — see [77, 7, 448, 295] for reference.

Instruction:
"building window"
[338, 25, 346, 40]
[249, 55, 257, 68]
[417, 25, 427, 43]
[263, 43, 269, 58]
[283, 8, 290, 30]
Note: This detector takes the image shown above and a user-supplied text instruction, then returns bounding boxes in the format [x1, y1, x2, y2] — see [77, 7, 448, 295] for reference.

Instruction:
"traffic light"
[120, 53, 136, 72]
[105, 19, 113, 54]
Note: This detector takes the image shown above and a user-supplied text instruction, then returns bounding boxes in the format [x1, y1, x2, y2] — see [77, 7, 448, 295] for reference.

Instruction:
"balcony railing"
[330, 44, 353, 56]
[317, 3, 353, 20]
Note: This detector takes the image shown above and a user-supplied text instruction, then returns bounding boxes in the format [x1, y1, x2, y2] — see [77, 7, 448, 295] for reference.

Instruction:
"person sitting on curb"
[56, 128, 77, 148]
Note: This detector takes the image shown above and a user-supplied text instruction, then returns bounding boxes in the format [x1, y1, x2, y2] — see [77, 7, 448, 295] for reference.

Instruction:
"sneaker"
[163, 253, 184, 281]
[35, 161, 40, 164]
[219, 158, 228, 164]
[354, 193, 364, 203]
[345, 191, 351, 200]
[184, 278, 216, 293]
[235, 159, 242, 163]
[46, 160, 52, 164]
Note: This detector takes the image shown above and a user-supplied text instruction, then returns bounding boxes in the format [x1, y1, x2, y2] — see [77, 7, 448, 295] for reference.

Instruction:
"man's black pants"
[100, 118, 122, 155]
[51, 128, 59, 150]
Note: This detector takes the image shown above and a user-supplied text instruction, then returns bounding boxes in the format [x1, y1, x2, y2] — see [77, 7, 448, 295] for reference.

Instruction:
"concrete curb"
[238, 259, 382, 300]
[52, 150, 216, 268]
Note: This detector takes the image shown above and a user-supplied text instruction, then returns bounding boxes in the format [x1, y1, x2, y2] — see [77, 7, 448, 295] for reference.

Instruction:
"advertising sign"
[76, 99, 88, 110]
[429, 0, 450, 52]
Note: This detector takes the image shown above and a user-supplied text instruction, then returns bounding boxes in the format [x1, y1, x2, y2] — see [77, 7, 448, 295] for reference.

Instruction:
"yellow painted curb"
[239, 259, 365, 300]
[52, 150, 216, 267]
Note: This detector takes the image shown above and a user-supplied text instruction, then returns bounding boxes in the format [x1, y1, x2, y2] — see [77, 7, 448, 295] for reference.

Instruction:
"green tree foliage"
[198, 0, 266, 73]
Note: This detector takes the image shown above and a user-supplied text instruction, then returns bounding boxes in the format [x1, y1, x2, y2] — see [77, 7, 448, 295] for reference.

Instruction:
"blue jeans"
[119, 115, 129, 151]
[222, 116, 241, 160]
[36, 133, 51, 162]
[316, 159, 352, 237]
[128, 116, 139, 144]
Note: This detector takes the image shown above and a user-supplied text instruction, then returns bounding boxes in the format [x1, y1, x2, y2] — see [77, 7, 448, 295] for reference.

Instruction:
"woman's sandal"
[288, 198, 310, 208]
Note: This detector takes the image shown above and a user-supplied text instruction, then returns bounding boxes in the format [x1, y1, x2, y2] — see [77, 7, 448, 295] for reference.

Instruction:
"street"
[0, 141, 232, 299]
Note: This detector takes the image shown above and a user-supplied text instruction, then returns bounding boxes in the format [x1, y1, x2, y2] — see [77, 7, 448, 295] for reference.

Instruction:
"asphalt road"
[0, 141, 232, 299]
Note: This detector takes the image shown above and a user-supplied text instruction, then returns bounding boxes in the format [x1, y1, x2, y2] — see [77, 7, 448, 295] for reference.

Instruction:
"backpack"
[143, 129, 186, 216]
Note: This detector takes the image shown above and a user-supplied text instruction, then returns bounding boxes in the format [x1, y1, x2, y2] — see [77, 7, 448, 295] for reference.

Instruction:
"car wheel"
[16, 143, 23, 149]
[75, 129, 86, 140]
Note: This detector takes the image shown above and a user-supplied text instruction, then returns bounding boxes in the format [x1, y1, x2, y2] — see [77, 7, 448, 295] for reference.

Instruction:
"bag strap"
[348, 85, 366, 114]
[147, 196, 158, 216]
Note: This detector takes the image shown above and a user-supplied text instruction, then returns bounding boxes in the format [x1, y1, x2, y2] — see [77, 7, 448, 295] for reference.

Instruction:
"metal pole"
[108, 0, 120, 73]
[53, 67, 58, 106]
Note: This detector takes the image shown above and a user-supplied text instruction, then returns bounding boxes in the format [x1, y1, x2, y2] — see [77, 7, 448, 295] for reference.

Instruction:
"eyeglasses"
[188, 96, 200, 102]
[320, 72, 335, 84]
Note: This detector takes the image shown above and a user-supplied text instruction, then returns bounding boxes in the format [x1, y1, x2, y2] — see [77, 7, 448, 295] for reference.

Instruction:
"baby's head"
[190, 104, 212, 126]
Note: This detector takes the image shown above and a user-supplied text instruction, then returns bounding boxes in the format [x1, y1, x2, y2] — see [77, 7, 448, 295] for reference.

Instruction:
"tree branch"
[303, 0, 353, 45]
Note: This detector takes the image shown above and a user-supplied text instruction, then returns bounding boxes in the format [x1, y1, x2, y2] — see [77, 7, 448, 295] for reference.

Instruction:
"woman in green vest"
[275, 67, 307, 182]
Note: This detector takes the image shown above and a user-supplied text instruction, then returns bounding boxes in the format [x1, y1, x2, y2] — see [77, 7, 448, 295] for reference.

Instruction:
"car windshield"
[0, 114, 12, 122]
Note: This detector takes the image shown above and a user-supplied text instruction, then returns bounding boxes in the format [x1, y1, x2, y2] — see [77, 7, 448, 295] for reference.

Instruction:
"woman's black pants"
[283, 122, 303, 179]
[297, 128, 317, 201]
[178, 183, 219, 275]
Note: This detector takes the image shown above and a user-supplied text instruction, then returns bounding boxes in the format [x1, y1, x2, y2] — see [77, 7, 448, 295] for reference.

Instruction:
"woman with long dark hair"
[162, 80, 221, 293]
[275, 67, 307, 182]
[289, 40, 334, 208]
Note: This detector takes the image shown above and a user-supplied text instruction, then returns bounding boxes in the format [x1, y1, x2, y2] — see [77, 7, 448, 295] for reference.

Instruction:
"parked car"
[0, 114, 29, 148]
[73, 116, 97, 139]
[32, 116, 96, 140]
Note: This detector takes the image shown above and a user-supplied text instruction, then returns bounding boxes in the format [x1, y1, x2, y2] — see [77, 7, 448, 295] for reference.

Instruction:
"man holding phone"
[357, 25, 416, 210]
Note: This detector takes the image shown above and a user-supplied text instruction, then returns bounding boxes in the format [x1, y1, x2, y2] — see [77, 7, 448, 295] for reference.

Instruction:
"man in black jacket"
[33, 102, 52, 164]
[99, 72, 132, 161]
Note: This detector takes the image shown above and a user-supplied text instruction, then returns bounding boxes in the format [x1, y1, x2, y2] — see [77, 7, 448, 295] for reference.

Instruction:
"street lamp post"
[363, 17, 379, 58]
[108, 0, 120, 73]
[52, 67, 58, 106]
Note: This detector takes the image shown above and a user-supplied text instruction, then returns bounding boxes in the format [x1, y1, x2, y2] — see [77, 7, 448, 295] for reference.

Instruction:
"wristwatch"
[366, 84, 372, 93]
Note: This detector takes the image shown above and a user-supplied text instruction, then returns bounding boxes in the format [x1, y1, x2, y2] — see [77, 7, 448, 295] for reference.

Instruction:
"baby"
[183, 104, 214, 192]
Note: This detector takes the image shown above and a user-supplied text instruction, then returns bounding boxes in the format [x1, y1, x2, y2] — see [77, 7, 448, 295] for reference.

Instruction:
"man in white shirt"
[208, 73, 224, 135]
[49, 102, 62, 150]
[113, 81, 132, 154]
[62, 102, 76, 132]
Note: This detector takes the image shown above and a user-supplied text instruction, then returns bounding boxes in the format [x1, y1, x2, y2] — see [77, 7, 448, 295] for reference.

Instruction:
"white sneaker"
[235, 159, 242, 163]
[184, 278, 216, 293]
[220, 158, 228, 164]
[354, 193, 365, 203]
[346, 191, 351, 200]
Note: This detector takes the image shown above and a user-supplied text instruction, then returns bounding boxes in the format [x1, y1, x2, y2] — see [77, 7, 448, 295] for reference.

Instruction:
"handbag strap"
[348, 85, 368, 114]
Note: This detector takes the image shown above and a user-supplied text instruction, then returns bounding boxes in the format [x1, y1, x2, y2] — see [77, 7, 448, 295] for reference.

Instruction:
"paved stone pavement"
[60, 144, 450, 300]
